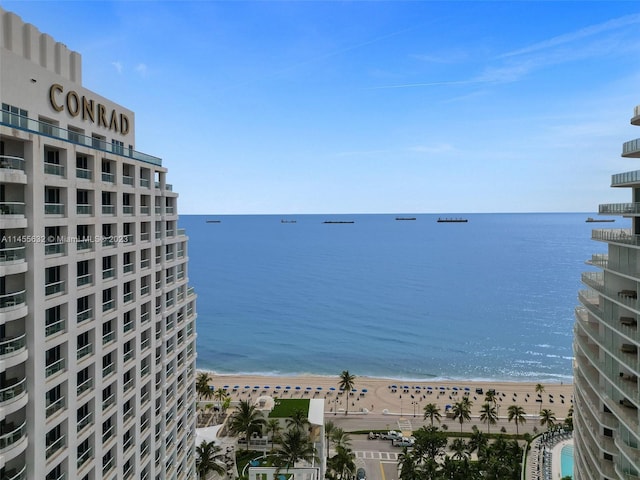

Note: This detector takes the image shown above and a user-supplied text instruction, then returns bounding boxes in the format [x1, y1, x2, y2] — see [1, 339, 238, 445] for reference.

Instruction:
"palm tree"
[213, 387, 229, 404]
[479, 402, 497, 434]
[423, 403, 441, 427]
[327, 445, 356, 480]
[266, 418, 282, 451]
[331, 428, 351, 449]
[324, 420, 336, 460]
[196, 372, 212, 401]
[451, 397, 473, 433]
[467, 426, 488, 460]
[275, 428, 318, 471]
[338, 371, 356, 415]
[507, 405, 527, 436]
[449, 437, 470, 462]
[196, 440, 225, 479]
[535, 383, 545, 412]
[484, 390, 497, 406]
[397, 446, 416, 480]
[286, 409, 309, 432]
[228, 399, 266, 450]
[539, 408, 556, 431]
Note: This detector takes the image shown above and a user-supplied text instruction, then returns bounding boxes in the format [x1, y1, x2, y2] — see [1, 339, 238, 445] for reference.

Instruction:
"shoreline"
[198, 369, 573, 384]
[199, 371, 574, 419]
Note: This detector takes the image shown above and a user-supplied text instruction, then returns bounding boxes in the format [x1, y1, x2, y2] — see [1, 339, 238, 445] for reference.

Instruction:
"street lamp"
[412, 401, 418, 418]
[399, 394, 403, 417]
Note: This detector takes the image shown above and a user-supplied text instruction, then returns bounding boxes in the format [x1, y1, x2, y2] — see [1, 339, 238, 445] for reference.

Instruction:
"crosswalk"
[354, 451, 399, 461]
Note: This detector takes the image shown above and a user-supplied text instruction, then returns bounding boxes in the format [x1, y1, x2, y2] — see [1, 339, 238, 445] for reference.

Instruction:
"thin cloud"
[111, 61, 123, 74]
[135, 63, 148, 76]
[500, 13, 640, 59]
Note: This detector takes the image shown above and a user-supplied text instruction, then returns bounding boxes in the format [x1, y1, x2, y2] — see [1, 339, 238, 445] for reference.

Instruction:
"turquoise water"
[561, 444, 574, 477]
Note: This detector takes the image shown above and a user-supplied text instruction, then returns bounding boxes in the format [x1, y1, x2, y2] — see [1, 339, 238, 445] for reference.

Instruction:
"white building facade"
[575, 104, 640, 479]
[0, 8, 197, 480]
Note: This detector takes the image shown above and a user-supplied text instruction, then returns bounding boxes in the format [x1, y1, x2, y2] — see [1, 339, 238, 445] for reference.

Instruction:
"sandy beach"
[200, 372, 574, 420]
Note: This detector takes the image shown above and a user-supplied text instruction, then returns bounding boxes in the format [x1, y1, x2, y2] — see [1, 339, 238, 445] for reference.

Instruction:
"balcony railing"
[599, 202, 640, 215]
[0, 378, 26, 404]
[44, 203, 64, 215]
[123, 175, 134, 185]
[77, 343, 93, 360]
[3, 464, 26, 480]
[77, 273, 93, 287]
[77, 377, 93, 396]
[0, 421, 27, 452]
[77, 307, 93, 323]
[76, 167, 92, 180]
[76, 204, 92, 215]
[77, 411, 93, 433]
[45, 433, 65, 458]
[0, 202, 25, 215]
[0, 334, 26, 357]
[45, 280, 65, 296]
[45, 358, 65, 377]
[123, 205, 134, 215]
[102, 205, 115, 215]
[45, 395, 65, 418]
[45, 318, 65, 337]
[0, 245, 25, 263]
[44, 242, 65, 255]
[592, 229, 640, 246]
[622, 138, 640, 158]
[612, 170, 640, 187]
[102, 393, 116, 411]
[44, 163, 64, 176]
[77, 446, 93, 469]
[0, 155, 26, 172]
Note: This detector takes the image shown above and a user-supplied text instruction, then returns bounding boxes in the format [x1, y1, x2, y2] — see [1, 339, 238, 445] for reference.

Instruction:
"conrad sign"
[49, 83, 130, 135]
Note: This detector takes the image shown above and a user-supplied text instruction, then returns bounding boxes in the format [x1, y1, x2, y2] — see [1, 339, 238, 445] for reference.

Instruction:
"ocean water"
[179, 213, 618, 382]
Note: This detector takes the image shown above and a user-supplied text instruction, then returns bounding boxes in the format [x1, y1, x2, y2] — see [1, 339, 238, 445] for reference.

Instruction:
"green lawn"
[269, 398, 310, 418]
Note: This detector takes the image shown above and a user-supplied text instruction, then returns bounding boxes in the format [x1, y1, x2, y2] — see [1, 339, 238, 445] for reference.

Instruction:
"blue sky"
[4, 1, 640, 214]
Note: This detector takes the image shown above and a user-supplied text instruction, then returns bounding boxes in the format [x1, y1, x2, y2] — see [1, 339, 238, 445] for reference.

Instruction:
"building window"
[1, 103, 28, 128]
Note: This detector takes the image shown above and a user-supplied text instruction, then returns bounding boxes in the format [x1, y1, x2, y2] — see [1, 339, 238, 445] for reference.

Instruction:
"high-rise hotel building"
[0, 8, 197, 480]
[575, 105, 640, 480]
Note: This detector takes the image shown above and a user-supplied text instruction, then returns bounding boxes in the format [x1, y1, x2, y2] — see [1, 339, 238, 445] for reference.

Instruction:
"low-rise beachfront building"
[0, 7, 197, 479]
[575, 104, 640, 479]
[247, 398, 326, 480]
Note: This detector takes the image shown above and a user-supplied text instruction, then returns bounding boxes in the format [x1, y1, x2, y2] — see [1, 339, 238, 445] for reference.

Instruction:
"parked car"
[356, 468, 366, 480]
[393, 437, 415, 447]
[380, 431, 401, 440]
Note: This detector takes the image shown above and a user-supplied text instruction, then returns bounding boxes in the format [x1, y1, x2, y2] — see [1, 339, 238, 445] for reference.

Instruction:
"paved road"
[349, 437, 402, 480]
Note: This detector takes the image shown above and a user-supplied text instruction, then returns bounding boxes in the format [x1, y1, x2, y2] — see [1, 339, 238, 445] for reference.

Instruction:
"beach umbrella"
[306, 387, 312, 391]
[427, 386, 432, 390]
[254, 385, 260, 389]
[439, 387, 445, 390]
[329, 387, 336, 391]
[233, 385, 239, 390]
[209, 385, 215, 390]
[295, 386, 301, 390]
[391, 385, 397, 389]
[285, 386, 291, 390]
[223, 385, 229, 389]
[317, 387, 323, 390]
[275, 386, 281, 390]
[361, 388, 368, 393]
[351, 388, 357, 392]
[464, 387, 470, 391]
[415, 386, 421, 390]
[244, 385, 250, 389]
[403, 385, 409, 389]
[452, 387, 458, 391]
[264, 386, 270, 389]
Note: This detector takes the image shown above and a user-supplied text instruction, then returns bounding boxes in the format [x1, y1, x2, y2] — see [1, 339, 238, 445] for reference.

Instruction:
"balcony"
[77, 273, 93, 287]
[0, 155, 25, 172]
[76, 167, 92, 180]
[123, 175, 134, 186]
[0, 334, 26, 358]
[592, 229, 640, 246]
[77, 446, 93, 470]
[77, 377, 93, 397]
[44, 163, 64, 176]
[0, 245, 25, 264]
[45, 358, 65, 378]
[45, 433, 65, 459]
[102, 205, 115, 215]
[0, 290, 26, 310]
[45, 318, 65, 337]
[0, 421, 27, 453]
[3, 464, 26, 480]
[599, 202, 640, 215]
[0, 202, 25, 216]
[2, 113, 162, 165]
[623, 138, 640, 158]
[101, 172, 115, 183]
[45, 280, 65, 296]
[123, 205, 134, 215]
[0, 378, 26, 406]
[44, 242, 65, 256]
[77, 307, 93, 324]
[44, 203, 64, 215]
[102, 362, 115, 378]
[76, 204, 92, 215]
[45, 396, 65, 418]
[77, 343, 93, 361]
[77, 411, 93, 433]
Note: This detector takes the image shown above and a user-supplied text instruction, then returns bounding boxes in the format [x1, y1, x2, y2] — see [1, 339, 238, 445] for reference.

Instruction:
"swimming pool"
[561, 444, 574, 478]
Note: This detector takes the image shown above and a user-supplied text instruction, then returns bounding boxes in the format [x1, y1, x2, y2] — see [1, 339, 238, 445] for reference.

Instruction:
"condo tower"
[0, 8, 197, 480]
[575, 104, 640, 479]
